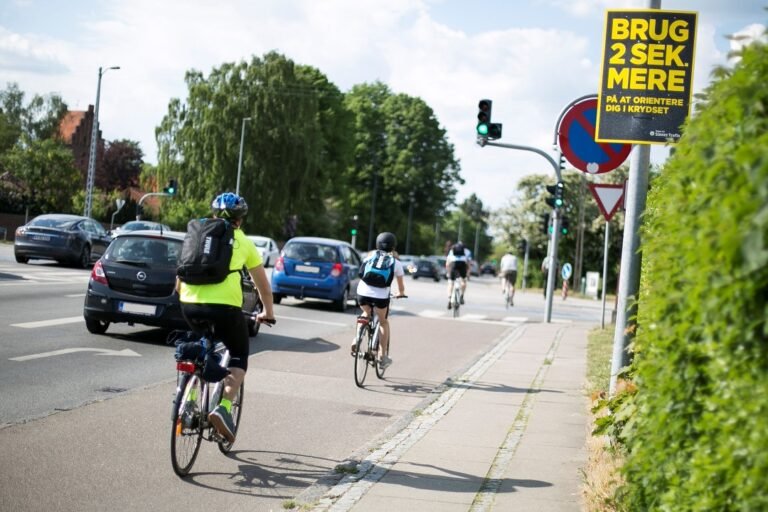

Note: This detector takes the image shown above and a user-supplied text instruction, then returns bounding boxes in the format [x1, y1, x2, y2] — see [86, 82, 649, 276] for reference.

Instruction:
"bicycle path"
[304, 321, 590, 511]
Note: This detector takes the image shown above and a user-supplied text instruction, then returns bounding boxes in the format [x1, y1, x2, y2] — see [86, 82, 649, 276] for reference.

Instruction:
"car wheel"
[413, 275, 418, 280]
[434, 276, 440, 282]
[335, 288, 349, 312]
[272, 293, 283, 304]
[85, 318, 109, 334]
[77, 246, 91, 269]
[14, 253, 28, 264]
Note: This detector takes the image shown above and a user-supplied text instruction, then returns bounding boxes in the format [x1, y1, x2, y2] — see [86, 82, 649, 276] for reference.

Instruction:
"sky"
[1, 0, 765, 211]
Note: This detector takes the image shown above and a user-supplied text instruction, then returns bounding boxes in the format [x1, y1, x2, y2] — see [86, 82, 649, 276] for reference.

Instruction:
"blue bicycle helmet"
[211, 192, 248, 219]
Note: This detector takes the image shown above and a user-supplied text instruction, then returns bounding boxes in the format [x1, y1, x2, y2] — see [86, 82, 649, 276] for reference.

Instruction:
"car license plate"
[32, 235, 50, 241]
[296, 264, 320, 274]
[119, 302, 156, 316]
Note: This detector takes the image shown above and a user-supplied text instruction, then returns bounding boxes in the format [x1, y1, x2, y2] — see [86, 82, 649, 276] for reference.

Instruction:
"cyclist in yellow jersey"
[176, 192, 275, 442]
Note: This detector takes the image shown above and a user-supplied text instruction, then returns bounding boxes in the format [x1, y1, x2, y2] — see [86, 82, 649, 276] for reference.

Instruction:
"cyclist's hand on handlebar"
[255, 312, 277, 326]
[392, 293, 408, 299]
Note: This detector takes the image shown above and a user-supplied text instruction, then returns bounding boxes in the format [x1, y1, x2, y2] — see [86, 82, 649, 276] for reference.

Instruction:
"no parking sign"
[558, 96, 631, 174]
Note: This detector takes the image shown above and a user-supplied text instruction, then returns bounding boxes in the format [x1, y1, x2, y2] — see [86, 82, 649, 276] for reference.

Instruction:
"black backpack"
[176, 218, 236, 285]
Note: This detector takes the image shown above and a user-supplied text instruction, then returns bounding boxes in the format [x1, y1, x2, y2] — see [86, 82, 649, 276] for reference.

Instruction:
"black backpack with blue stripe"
[359, 250, 395, 288]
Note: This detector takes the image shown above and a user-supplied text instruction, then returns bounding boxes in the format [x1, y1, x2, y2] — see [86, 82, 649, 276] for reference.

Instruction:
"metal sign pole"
[601, 221, 610, 329]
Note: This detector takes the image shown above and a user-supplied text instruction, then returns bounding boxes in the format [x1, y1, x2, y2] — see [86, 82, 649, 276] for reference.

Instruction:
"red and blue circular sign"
[558, 97, 631, 174]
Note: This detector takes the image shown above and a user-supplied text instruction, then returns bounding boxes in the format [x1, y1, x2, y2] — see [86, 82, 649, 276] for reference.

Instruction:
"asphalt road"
[0, 242, 604, 511]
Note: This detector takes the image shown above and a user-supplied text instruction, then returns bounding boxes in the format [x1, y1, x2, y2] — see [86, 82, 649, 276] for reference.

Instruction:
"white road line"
[503, 316, 529, 322]
[274, 315, 347, 327]
[11, 317, 84, 328]
[65, 294, 86, 298]
[460, 313, 487, 321]
[418, 309, 446, 318]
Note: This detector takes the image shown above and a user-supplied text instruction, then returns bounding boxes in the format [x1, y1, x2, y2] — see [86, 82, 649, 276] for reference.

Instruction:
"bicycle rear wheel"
[218, 381, 244, 454]
[353, 327, 369, 388]
[452, 288, 461, 318]
[171, 374, 204, 477]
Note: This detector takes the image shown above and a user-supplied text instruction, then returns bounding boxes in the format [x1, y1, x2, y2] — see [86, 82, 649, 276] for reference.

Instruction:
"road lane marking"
[65, 294, 86, 298]
[11, 317, 84, 328]
[10, 347, 141, 361]
[275, 315, 347, 327]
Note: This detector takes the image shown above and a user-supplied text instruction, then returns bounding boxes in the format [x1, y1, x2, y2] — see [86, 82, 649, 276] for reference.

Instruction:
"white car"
[247, 235, 280, 267]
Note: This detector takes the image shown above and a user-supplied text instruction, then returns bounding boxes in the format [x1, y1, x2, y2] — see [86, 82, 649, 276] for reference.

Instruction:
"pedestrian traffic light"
[545, 181, 564, 208]
[560, 216, 570, 235]
[350, 215, 359, 236]
[540, 214, 550, 235]
[163, 178, 177, 195]
[477, 99, 492, 138]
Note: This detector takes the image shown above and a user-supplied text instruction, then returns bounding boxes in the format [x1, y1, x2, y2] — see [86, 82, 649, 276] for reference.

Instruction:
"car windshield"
[284, 242, 337, 262]
[30, 217, 78, 229]
[250, 239, 268, 248]
[106, 237, 181, 268]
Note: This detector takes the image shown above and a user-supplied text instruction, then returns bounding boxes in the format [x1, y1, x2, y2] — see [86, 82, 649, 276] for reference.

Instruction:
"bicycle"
[450, 278, 464, 318]
[352, 295, 406, 387]
[170, 317, 274, 477]
[502, 276, 515, 309]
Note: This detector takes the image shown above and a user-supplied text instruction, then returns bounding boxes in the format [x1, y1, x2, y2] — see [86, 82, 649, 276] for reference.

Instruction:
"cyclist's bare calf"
[359, 304, 389, 359]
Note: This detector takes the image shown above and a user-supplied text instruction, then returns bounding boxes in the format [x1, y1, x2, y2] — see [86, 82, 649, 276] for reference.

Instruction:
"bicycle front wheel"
[171, 374, 204, 477]
[353, 327, 369, 388]
[218, 381, 244, 454]
[452, 289, 461, 318]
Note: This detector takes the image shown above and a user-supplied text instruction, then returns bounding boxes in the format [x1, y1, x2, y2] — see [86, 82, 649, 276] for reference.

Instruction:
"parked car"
[470, 260, 480, 277]
[247, 235, 280, 267]
[83, 230, 262, 336]
[411, 258, 441, 282]
[480, 262, 497, 276]
[271, 236, 361, 311]
[112, 220, 171, 235]
[14, 213, 112, 268]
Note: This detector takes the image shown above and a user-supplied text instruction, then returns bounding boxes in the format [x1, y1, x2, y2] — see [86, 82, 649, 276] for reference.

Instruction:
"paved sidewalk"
[307, 321, 590, 511]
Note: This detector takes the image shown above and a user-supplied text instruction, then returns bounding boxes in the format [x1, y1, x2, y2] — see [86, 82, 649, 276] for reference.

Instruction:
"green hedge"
[614, 39, 768, 509]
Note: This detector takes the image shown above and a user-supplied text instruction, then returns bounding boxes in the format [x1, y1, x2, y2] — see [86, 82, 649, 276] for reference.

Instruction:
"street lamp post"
[84, 65, 120, 218]
[236, 117, 252, 195]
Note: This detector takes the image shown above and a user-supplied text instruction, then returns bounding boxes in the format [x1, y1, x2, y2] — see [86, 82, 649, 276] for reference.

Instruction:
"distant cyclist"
[352, 232, 406, 369]
[446, 241, 469, 309]
[500, 250, 518, 306]
[176, 192, 275, 443]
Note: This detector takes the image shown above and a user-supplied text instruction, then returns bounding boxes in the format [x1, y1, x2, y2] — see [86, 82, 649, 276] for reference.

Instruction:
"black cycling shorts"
[449, 261, 468, 280]
[181, 303, 249, 371]
[503, 270, 518, 285]
[357, 295, 391, 316]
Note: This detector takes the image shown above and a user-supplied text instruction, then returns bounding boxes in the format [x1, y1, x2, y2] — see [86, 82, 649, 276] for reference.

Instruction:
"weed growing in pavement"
[582, 325, 623, 511]
[334, 462, 359, 475]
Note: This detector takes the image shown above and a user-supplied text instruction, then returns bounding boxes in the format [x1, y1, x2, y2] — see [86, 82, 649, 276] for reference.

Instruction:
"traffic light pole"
[480, 139, 561, 322]
[136, 192, 173, 220]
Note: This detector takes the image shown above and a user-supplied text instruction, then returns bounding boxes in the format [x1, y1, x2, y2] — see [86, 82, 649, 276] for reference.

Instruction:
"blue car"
[271, 237, 362, 311]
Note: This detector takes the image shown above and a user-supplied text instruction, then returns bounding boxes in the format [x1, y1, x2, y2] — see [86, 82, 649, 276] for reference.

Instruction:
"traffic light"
[350, 215, 359, 236]
[560, 216, 570, 235]
[163, 178, 177, 195]
[540, 214, 551, 235]
[477, 99, 492, 138]
[545, 181, 565, 208]
[559, 153, 566, 172]
[517, 239, 527, 254]
[488, 122, 502, 139]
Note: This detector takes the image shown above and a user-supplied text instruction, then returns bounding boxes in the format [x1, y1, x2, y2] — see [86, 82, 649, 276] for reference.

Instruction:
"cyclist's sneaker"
[379, 355, 393, 369]
[350, 341, 358, 356]
[209, 405, 236, 443]
[447, 301, 452, 310]
[460, 295, 465, 305]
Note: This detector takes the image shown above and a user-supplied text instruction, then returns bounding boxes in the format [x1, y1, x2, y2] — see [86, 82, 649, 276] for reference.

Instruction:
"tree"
[1, 138, 80, 213]
[99, 139, 144, 190]
[155, 52, 352, 239]
[344, 82, 462, 252]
